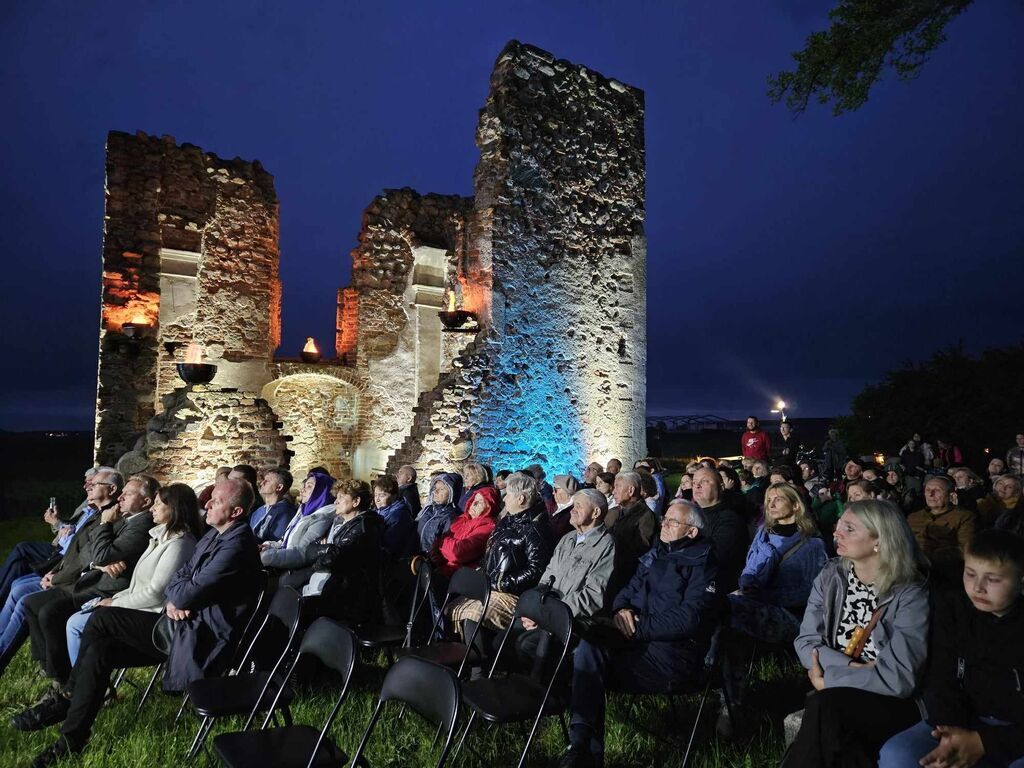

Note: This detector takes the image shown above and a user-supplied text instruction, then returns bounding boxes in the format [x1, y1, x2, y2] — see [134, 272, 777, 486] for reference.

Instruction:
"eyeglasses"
[662, 519, 691, 529]
[93, 482, 116, 487]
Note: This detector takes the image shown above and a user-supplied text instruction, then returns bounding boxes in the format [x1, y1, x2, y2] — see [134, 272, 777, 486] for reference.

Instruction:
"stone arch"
[261, 373, 362, 479]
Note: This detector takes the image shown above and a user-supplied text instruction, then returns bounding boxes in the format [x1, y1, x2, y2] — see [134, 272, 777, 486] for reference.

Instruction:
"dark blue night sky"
[1, 1, 1021, 430]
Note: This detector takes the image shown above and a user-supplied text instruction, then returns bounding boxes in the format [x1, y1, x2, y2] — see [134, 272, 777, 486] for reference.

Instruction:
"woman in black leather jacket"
[449, 472, 553, 631]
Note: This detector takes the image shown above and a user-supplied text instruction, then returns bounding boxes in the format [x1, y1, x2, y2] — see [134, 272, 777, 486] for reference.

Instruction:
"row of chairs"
[117, 560, 719, 766]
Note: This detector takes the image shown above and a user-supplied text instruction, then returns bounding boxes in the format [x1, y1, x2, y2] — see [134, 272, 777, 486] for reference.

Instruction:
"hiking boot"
[31, 736, 82, 768]
[11, 689, 70, 732]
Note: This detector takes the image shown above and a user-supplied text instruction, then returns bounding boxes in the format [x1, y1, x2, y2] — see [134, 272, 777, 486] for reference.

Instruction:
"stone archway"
[262, 372, 361, 479]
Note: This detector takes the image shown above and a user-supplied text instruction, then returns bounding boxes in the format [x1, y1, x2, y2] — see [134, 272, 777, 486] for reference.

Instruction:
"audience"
[550, 474, 580, 539]
[604, 471, 658, 597]
[431, 484, 500, 578]
[415, 472, 463, 555]
[784, 499, 929, 767]
[396, 464, 422, 517]
[991, 475, 1024, 535]
[691, 467, 749, 595]
[907, 474, 976, 580]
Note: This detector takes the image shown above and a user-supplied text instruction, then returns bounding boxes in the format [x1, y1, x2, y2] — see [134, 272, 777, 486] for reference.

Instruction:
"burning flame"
[303, 337, 319, 354]
[184, 343, 203, 365]
[447, 291, 456, 312]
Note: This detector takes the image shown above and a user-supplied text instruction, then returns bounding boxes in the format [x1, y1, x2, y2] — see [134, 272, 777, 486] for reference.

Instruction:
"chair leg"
[135, 663, 163, 715]
[174, 692, 189, 724]
[558, 713, 569, 743]
[112, 668, 127, 691]
[681, 681, 712, 768]
[186, 716, 214, 760]
[451, 710, 477, 764]
[281, 705, 293, 727]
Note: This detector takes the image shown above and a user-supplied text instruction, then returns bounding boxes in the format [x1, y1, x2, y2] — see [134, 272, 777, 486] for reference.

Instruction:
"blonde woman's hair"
[843, 499, 925, 597]
[764, 482, 817, 537]
[462, 462, 486, 488]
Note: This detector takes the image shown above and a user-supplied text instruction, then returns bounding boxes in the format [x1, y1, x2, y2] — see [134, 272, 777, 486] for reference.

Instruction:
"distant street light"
[770, 399, 789, 422]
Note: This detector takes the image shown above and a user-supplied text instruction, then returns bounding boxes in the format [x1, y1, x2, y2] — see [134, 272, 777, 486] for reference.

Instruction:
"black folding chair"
[354, 556, 433, 661]
[396, 566, 490, 676]
[184, 586, 305, 759]
[349, 656, 461, 768]
[452, 588, 573, 768]
[212, 618, 359, 768]
[173, 571, 272, 723]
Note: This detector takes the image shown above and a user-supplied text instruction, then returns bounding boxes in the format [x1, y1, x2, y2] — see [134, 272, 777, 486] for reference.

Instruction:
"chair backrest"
[447, 567, 489, 603]
[350, 657, 461, 768]
[403, 556, 434, 645]
[488, 588, 574, 680]
[236, 586, 303, 673]
[228, 570, 271, 672]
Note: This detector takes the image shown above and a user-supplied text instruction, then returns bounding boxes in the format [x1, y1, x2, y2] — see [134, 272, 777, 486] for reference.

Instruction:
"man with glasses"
[0, 468, 122, 675]
[559, 499, 722, 768]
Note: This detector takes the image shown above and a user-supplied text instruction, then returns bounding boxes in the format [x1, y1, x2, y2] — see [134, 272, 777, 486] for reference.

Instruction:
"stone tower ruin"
[94, 41, 646, 485]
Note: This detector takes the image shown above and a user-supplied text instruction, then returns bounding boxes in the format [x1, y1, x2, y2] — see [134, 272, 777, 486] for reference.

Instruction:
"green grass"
[0, 520, 796, 767]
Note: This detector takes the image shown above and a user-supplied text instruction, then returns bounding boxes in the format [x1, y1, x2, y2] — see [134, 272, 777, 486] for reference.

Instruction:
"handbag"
[151, 613, 175, 656]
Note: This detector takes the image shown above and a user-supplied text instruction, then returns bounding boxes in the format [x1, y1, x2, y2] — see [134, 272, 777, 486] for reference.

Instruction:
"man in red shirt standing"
[741, 417, 772, 462]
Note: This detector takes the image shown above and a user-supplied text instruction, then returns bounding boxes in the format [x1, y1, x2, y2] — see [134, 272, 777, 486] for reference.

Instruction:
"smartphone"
[48, 496, 56, 510]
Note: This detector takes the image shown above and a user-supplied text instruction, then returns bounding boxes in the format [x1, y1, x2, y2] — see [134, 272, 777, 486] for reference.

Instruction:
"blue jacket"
[613, 535, 721, 679]
[249, 499, 296, 544]
[416, 473, 461, 553]
[376, 498, 418, 558]
[162, 520, 262, 691]
[738, 526, 827, 610]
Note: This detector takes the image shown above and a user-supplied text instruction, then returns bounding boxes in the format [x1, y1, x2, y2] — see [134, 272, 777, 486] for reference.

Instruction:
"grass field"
[0, 516, 799, 767]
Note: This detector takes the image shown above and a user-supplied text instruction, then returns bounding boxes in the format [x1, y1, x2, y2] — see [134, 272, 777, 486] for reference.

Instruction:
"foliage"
[768, 0, 974, 115]
[838, 342, 1024, 460]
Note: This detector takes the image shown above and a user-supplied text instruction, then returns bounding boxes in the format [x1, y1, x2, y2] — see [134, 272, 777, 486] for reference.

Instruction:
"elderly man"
[249, 467, 295, 543]
[560, 500, 721, 768]
[0, 468, 102, 605]
[0, 468, 123, 675]
[22, 475, 158, 686]
[907, 475, 977, 578]
[604, 471, 658, 597]
[691, 466, 749, 594]
[396, 464, 422, 517]
[22, 476, 262, 766]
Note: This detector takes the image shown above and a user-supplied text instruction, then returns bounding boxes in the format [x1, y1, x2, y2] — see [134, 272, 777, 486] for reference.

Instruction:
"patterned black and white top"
[834, 567, 879, 661]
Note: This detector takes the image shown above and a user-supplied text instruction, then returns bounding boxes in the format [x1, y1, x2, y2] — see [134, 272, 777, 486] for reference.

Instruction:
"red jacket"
[741, 429, 772, 461]
[434, 509, 498, 577]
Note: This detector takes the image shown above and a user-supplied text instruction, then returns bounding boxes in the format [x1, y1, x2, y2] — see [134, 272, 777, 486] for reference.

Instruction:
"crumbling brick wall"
[95, 131, 280, 466]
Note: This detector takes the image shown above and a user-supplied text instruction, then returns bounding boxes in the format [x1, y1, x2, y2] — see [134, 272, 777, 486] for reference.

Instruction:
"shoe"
[11, 690, 70, 732]
[715, 706, 750, 741]
[31, 736, 82, 768]
[558, 744, 600, 768]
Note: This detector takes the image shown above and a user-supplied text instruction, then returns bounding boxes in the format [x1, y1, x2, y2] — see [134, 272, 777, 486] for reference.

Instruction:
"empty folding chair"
[396, 566, 490, 676]
[349, 656, 461, 768]
[212, 618, 358, 768]
[184, 586, 305, 759]
[354, 556, 432, 661]
[452, 588, 573, 768]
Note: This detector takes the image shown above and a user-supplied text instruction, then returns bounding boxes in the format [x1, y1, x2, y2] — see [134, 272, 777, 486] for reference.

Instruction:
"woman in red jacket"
[432, 485, 501, 578]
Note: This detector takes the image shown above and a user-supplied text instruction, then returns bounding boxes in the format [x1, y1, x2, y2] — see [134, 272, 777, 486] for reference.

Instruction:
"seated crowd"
[1, 424, 1023, 767]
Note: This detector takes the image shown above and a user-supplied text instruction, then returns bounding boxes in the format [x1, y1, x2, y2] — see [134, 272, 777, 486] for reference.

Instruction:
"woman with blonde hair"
[718, 482, 827, 738]
[783, 499, 930, 767]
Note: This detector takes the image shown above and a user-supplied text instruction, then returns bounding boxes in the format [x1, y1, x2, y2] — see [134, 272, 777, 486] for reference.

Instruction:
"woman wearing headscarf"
[261, 469, 336, 571]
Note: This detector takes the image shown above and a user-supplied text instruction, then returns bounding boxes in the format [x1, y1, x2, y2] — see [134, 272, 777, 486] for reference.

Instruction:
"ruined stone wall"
[95, 131, 280, 465]
[473, 42, 647, 476]
[136, 385, 288, 484]
[343, 189, 475, 477]
[262, 363, 366, 479]
[391, 42, 647, 479]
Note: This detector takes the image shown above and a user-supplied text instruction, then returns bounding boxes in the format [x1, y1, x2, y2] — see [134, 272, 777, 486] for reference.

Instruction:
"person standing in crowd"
[248, 468, 295, 544]
[776, 421, 801, 469]
[559, 500, 720, 768]
[718, 482, 826, 738]
[821, 428, 847, 482]
[741, 417, 772, 462]
[396, 464, 421, 517]
[935, 438, 964, 470]
[1008, 434, 1024, 479]
[784, 499, 929, 768]
[880, 530, 1024, 768]
[691, 467, 749, 595]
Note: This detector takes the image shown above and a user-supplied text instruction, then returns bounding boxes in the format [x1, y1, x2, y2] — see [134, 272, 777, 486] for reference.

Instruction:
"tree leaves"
[768, 0, 975, 116]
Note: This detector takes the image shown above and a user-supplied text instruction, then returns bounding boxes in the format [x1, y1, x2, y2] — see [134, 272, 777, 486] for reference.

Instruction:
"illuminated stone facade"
[94, 41, 645, 486]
